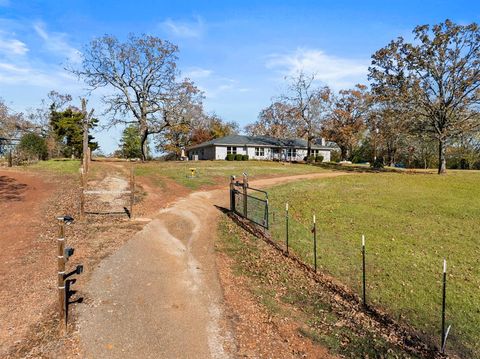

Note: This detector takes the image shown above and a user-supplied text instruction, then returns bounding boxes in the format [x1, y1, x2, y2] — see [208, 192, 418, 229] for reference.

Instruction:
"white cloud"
[161, 17, 205, 38]
[0, 20, 82, 89]
[0, 62, 28, 73]
[0, 34, 28, 55]
[33, 21, 82, 63]
[266, 48, 369, 89]
[0, 60, 80, 89]
[218, 84, 234, 91]
[183, 67, 212, 79]
[200, 79, 245, 99]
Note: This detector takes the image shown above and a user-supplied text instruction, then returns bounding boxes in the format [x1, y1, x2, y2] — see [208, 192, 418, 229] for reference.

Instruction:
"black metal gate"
[230, 175, 269, 229]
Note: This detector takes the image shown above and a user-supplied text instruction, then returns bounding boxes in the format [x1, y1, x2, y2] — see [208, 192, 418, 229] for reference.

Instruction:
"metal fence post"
[265, 198, 269, 229]
[313, 214, 317, 272]
[57, 219, 66, 328]
[229, 176, 235, 211]
[286, 203, 289, 254]
[242, 173, 248, 218]
[362, 234, 366, 307]
[441, 259, 447, 353]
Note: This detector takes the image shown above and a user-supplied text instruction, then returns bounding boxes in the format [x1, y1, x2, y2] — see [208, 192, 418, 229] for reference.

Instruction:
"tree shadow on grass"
[0, 175, 28, 203]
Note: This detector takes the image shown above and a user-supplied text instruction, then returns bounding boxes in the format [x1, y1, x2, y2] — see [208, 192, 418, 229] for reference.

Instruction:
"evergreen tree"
[49, 106, 98, 158]
[120, 125, 143, 159]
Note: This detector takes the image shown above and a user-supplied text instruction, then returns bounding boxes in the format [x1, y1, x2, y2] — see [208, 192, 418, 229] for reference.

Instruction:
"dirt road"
[78, 172, 347, 358]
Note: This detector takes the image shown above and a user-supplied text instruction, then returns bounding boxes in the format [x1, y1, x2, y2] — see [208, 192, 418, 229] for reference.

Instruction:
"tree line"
[1, 20, 478, 173]
[0, 91, 98, 163]
[1, 34, 238, 163]
[247, 20, 480, 174]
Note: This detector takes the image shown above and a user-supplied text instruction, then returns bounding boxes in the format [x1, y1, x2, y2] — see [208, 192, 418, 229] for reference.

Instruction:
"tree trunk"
[387, 143, 395, 167]
[438, 138, 447, 174]
[140, 121, 148, 162]
[340, 146, 348, 161]
[389, 155, 395, 167]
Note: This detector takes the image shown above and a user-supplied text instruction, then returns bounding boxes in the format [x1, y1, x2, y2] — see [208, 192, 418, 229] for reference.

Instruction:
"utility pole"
[81, 99, 89, 174]
[81, 99, 94, 174]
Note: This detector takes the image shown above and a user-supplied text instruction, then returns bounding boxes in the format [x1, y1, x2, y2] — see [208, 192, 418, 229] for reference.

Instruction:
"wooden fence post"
[57, 219, 66, 329]
[130, 166, 134, 220]
[87, 147, 91, 172]
[79, 168, 85, 217]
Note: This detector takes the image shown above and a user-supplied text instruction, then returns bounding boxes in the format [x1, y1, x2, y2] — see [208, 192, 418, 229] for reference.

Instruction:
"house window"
[255, 147, 264, 156]
[287, 148, 297, 158]
[227, 146, 236, 154]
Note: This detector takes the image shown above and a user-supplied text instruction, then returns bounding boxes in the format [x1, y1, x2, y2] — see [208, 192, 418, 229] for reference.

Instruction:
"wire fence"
[269, 208, 361, 292]
[266, 204, 466, 357]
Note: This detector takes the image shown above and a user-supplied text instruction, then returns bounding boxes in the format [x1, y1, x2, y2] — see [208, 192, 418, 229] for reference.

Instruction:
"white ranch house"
[186, 135, 334, 161]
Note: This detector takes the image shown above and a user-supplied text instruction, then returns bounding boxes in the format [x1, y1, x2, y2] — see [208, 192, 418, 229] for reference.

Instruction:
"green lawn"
[27, 159, 81, 174]
[135, 160, 328, 189]
[266, 171, 480, 357]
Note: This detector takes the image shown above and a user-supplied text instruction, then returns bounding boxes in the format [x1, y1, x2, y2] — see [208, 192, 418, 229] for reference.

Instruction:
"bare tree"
[368, 103, 410, 166]
[245, 101, 297, 138]
[157, 110, 238, 158]
[155, 84, 204, 157]
[369, 20, 480, 174]
[71, 34, 200, 161]
[282, 72, 331, 156]
[0, 99, 29, 140]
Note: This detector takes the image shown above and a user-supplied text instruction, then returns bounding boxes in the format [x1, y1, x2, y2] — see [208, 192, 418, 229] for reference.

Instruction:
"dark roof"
[187, 135, 335, 150]
[313, 138, 338, 148]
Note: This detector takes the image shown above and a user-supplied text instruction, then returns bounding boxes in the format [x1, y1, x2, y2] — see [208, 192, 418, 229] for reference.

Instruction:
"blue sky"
[0, 0, 479, 153]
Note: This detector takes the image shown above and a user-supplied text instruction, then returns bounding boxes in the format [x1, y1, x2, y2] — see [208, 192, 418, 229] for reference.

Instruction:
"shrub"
[235, 154, 243, 161]
[472, 160, 480, 170]
[226, 154, 235, 161]
[304, 155, 315, 163]
[371, 158, 384, 169]
[242, 154, 249, 161]
[18, 133, 48, 161]
[315, 155, 324, 163]
[459, 158, 470, 170]
[330, 150, 341, 162]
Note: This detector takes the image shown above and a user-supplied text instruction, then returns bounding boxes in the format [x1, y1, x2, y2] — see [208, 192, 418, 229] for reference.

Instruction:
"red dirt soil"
[0, 170, 57, 356]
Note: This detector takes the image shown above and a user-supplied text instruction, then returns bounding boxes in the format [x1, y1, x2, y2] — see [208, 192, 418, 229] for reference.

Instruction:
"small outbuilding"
[186, 135, 334, 161]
